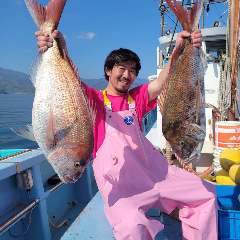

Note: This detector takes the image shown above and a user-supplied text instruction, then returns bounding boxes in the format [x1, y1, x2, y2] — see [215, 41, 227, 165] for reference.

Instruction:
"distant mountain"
[83, 77, 148, 90]
[0, 67, 148, 94]
[0, 67, 34, 94]
[83, 78, 107, 90]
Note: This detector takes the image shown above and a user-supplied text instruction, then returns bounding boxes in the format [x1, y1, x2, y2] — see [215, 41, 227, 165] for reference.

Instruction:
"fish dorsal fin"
[165, 0, 203, 32]
[24, 0, 67, 30]
[63, 49, 81, 80]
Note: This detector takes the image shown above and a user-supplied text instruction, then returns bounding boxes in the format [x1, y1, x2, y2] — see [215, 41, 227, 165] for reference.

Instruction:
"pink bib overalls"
[92, 93, 217, 240]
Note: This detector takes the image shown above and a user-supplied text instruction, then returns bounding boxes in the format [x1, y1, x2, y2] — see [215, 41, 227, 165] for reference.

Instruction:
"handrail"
[0, 181, 64, 235]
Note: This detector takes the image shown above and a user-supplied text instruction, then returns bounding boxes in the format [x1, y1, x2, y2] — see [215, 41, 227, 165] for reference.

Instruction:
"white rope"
[218, 54, 231, 119]
[217, 1, 232, 120]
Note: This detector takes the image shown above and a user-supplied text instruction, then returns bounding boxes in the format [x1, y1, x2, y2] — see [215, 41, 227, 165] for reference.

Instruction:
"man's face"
[106, 61, 137, 94]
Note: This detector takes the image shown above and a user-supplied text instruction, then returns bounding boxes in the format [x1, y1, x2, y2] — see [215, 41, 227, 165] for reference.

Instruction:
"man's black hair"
[104, 48, 141, 81]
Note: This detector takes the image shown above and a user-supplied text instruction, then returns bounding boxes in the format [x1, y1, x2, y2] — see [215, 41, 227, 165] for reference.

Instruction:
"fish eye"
[74, 162, 81, 168]
[180, 141, 184, 146]
[74, 160, 86, 168]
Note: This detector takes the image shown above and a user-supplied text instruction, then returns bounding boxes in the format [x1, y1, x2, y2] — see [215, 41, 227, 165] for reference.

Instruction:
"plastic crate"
[218, 209, 240, 240]
[216, 185, 240, 210]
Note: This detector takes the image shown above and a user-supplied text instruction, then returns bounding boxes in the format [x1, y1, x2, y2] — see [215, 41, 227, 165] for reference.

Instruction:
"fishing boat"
[1, 0, 240, 239]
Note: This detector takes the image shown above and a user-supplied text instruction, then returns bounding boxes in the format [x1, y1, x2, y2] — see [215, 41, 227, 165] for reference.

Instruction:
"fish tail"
[24, 0, 67, 29]
[165, 0, 204, 32]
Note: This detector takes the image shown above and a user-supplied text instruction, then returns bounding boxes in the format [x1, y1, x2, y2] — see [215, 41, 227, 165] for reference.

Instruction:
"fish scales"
[163, 41, 203, 123]
[26, 0, 94, 183]
[162, 0, 206, 163]
[34, 43, 92, 149]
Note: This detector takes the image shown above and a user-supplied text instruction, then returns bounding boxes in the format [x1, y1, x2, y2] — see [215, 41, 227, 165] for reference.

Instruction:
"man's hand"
[35, 30, 66, 53]
[174, 30, 202, 54]
[191, 30, 202, 48]
[148, 30, 202, 103]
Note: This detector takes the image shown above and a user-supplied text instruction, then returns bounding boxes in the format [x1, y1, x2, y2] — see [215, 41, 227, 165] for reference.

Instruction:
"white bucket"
[213, 121, 240, 172]
[215, 121, 240, 148]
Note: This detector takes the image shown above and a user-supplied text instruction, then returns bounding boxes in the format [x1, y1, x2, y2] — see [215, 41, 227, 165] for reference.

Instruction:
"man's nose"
[122, 69, 130, 78]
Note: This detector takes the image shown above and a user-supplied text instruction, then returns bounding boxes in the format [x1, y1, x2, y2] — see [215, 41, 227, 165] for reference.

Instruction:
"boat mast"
[202, 1, 205, 29]
[159, 0, 165, 37]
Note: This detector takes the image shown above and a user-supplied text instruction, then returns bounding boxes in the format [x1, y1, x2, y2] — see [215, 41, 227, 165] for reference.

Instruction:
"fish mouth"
[176, 145, 200, 162]
[173, 146, 191, 160]
[62, 172, 82, 183]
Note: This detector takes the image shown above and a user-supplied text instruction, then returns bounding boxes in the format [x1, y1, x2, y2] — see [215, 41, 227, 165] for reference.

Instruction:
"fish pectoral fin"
[54, 117, 79, 142]
[46, 116, 79, 150]
[45, 109, 58, 150]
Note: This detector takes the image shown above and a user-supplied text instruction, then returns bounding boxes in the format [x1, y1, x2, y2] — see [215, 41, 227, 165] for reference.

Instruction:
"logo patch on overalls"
[124, 116, 134, 125]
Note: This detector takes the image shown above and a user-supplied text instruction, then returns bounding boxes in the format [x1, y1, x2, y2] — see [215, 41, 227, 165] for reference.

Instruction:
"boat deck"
[61, 192, 182, 240]
[1, 109, 240, 239]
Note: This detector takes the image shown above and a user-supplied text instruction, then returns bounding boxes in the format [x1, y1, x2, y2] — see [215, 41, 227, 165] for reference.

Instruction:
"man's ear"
[105, 69, 111, 77]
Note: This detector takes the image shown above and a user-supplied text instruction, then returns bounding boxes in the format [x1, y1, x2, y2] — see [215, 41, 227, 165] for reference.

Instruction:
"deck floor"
[61, 192, 182, 240]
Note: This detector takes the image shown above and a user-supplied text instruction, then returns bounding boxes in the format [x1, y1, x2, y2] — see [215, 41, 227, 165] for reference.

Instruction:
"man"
[36, 30, 217, 239]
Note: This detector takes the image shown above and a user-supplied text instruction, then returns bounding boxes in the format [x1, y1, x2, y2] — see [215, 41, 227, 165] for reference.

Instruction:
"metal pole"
[202, 3, 205, 29]
[0, 200, 39, 234]
[47, 181, 64, 194]
[160, 0, 164, 36]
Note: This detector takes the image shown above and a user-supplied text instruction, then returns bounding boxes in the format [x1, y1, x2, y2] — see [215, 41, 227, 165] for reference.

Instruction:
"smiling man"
[35, 29, 217, 240]
[104, 52, 140, 95]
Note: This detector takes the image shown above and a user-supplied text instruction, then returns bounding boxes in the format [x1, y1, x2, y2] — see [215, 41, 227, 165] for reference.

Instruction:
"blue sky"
[0, 0, 227, 79]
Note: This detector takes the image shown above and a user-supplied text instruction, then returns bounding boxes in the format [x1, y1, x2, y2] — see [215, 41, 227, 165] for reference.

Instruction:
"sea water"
[0, 93, 38, 149]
